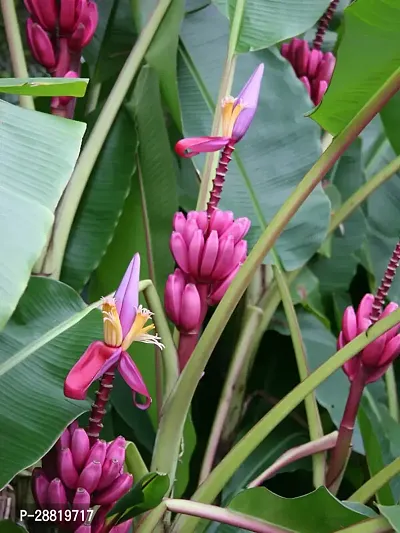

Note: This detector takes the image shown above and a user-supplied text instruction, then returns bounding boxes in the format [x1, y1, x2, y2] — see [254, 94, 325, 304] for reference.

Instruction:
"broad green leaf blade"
[358, 405, 395, 506]
[0, 522, 26, 533]
[133, 0, 185, 127]
[108, 472, 169, 523]
[85, 0, 137, 84]
[61, 109, 137, 291]
[359, 395, 400, 504]
[311, 141, 367, 293]
[0, 277, 101, 488]
[0, 77, 88, 96]
[0, 101, 86, 328]
[311, 0, 400, 134]
[380, 93, 400, 155]
[223, 487, 371, 532]
[361, 118, 400, 301]
[179, 5, 330, 270]
[378, 505, 400, 532]
[213, 0, 332, 53]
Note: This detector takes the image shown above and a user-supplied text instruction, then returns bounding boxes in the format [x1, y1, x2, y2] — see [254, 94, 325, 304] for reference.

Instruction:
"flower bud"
[58, 448, 79, 489]
[92, 473, 133, 505]
[340, 294, 400, 384]
[47, 478, 68, 509]
[26, 19, 56, 69]
[78, 460, 102, 493]
[71, 428, 90, 471]
[32, 468, 49, 509]
[24, 0, 57, 32]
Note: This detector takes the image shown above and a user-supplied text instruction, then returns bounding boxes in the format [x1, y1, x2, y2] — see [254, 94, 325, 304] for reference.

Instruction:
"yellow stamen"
[221, 96, 245, 137]
[121, 305, 162, 350]
[101, 297, 123, 347]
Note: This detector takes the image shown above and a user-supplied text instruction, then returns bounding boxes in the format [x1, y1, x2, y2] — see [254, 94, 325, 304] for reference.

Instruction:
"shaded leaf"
[359, 394, 400, 504]
[213, 0, 331, 53]
[0, 100, 85, 328]
[311, 141, 366, 294]
[381, 92, 400, 155]
[61, 108, 137, 291]
[0, 278, 101, 487]
[311, 0, 400, 134]
[0, 521, 26, 533]
[0, 77, 88, 96]
[378, 505, 400, 532]
[133, 0, 185, 126]
[85, 0, 137, 83]
[222, 419, 309, 502]
[108, 472, 169, 523]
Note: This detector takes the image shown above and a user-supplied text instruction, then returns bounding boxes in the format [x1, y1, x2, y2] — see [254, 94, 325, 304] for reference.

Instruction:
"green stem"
[198, 304, 263, 484]
[348, 456, 400, 504]
[0, 0, 34, 110]
[196, 0, 246, 210]
[385, 364, 399, 422]
[330, 154, 400, 234]
[42, 0, 173, 279]
[143, 282, 179, 403]
[169, 310, 400, 533]
[274, 266, 325, 488]
[148, 66, 400, 522]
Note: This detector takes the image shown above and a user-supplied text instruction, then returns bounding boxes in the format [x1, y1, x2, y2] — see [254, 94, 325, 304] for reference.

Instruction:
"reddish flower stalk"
[326, 367, 366, 487]
[207, 143, 236, 216]
[370, 239, 400, 323]
[313, 0, 340, 51]
[87, 367, 117, 443]
[327, 240, 400, 487]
